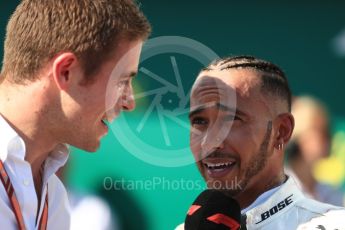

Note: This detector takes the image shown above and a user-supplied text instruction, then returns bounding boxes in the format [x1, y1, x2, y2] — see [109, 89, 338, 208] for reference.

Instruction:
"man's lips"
[101, 112, 119, 126]
[101, 119, 108, 126]
[103, 108, 120, 124]
[201, 158, 237, 178]
[100, 119, 109, 133]
[204, 161, 235, 170]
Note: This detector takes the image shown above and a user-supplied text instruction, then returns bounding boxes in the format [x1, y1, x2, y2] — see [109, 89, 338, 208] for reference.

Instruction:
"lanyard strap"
[0, 160, 48, 230]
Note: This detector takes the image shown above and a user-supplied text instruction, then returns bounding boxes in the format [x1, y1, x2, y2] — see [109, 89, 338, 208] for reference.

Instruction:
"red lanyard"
[0, 160, 48, 230]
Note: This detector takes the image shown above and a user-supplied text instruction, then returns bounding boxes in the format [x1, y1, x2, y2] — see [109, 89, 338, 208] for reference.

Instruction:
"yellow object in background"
[314, 156, 345, 187]
[314, 131, 345, 187]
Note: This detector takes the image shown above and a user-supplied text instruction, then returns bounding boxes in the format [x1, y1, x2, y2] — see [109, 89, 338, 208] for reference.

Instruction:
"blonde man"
[0, 1, 151, 229]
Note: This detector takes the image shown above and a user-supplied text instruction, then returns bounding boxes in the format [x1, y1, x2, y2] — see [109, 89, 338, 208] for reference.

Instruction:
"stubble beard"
[203, 121, 273, 197]
[227, 121, 272, 197]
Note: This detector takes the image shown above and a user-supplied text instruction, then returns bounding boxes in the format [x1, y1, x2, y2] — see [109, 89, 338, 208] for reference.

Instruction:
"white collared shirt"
[0, 115, 71, 229]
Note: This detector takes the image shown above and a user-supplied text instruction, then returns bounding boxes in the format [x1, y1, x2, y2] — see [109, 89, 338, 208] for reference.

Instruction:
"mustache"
[201, 150, 238, 160]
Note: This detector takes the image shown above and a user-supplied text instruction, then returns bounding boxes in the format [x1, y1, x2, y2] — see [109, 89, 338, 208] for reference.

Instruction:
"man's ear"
[52, 52, 79, 90]
[274, 113, 295, 149]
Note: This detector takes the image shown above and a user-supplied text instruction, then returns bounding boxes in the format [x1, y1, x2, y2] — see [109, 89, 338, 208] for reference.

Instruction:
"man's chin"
[85, 143, 101, 153]
[85, 147, 99, 153]
[73, 140, 101, 153]
[202, 173, 244, 192]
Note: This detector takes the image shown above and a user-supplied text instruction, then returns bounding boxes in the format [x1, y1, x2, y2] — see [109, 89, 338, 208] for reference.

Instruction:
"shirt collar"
[0, 114, 69, 175]
[0, 114, 26, 161]
[244, 177, 305, 227]
[241, 184, 281, 214]
[44, 143, 69, 181]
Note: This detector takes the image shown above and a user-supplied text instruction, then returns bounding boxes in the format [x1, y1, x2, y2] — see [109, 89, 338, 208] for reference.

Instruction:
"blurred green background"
[1, 1, 345, 229]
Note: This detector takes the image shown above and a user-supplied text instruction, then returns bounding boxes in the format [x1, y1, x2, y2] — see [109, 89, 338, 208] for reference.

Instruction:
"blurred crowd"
[285, 96, 345, 206]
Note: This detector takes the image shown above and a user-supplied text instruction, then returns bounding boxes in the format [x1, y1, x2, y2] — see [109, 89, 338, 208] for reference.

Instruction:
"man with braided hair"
[0, 0, 151, 229]
[177, 56, 345, 229]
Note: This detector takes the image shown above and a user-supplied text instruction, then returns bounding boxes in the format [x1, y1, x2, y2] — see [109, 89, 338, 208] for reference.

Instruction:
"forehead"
[110, 39, 143, 71]
[196, 68, 261, 92]
[95, 39, 143, 82]
[191, 68, 271, 116]
[192, 68, 262, 101]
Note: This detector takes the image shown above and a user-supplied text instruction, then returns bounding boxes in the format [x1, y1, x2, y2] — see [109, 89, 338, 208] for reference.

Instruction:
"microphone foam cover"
[185, 189, 241, 230]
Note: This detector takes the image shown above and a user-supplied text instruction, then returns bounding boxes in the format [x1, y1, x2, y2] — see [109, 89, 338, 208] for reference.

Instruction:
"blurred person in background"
[285, 96, 344, 206]
[56, 165, 149, 230]
[55, 166, 117, 230]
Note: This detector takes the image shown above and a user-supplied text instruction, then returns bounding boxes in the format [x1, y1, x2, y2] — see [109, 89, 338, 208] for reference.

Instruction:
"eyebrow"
[188, 102, 244, 119]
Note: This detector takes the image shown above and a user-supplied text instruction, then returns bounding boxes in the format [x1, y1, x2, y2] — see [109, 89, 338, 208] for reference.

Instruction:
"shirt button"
[23, 179, 30, 186]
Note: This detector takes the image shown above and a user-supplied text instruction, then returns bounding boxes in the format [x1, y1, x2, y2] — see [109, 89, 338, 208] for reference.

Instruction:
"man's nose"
[200, 129, 225, 156]
[121, 86, 136, 111]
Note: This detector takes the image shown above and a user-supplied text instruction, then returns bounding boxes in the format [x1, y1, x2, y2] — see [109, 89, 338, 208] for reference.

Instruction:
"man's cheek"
[190, 147, 200, 161]
[105, 90, 121, 110]
[190, 135, 200, 150]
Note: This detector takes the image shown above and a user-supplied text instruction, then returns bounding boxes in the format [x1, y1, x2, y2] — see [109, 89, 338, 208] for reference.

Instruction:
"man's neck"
[0, 113, 55, 195]
[235, 173, 287, 210]
[290, 158, 316, 195]
[0, 81, 57, 186]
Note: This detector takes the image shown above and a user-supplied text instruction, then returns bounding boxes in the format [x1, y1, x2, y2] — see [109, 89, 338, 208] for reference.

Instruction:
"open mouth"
[100, 119, 109, 133]
[204, 162, 235, 170]
[203, 160, 236, 178]
[101, 119, 107, 126]
[101, 112, 118, 127]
